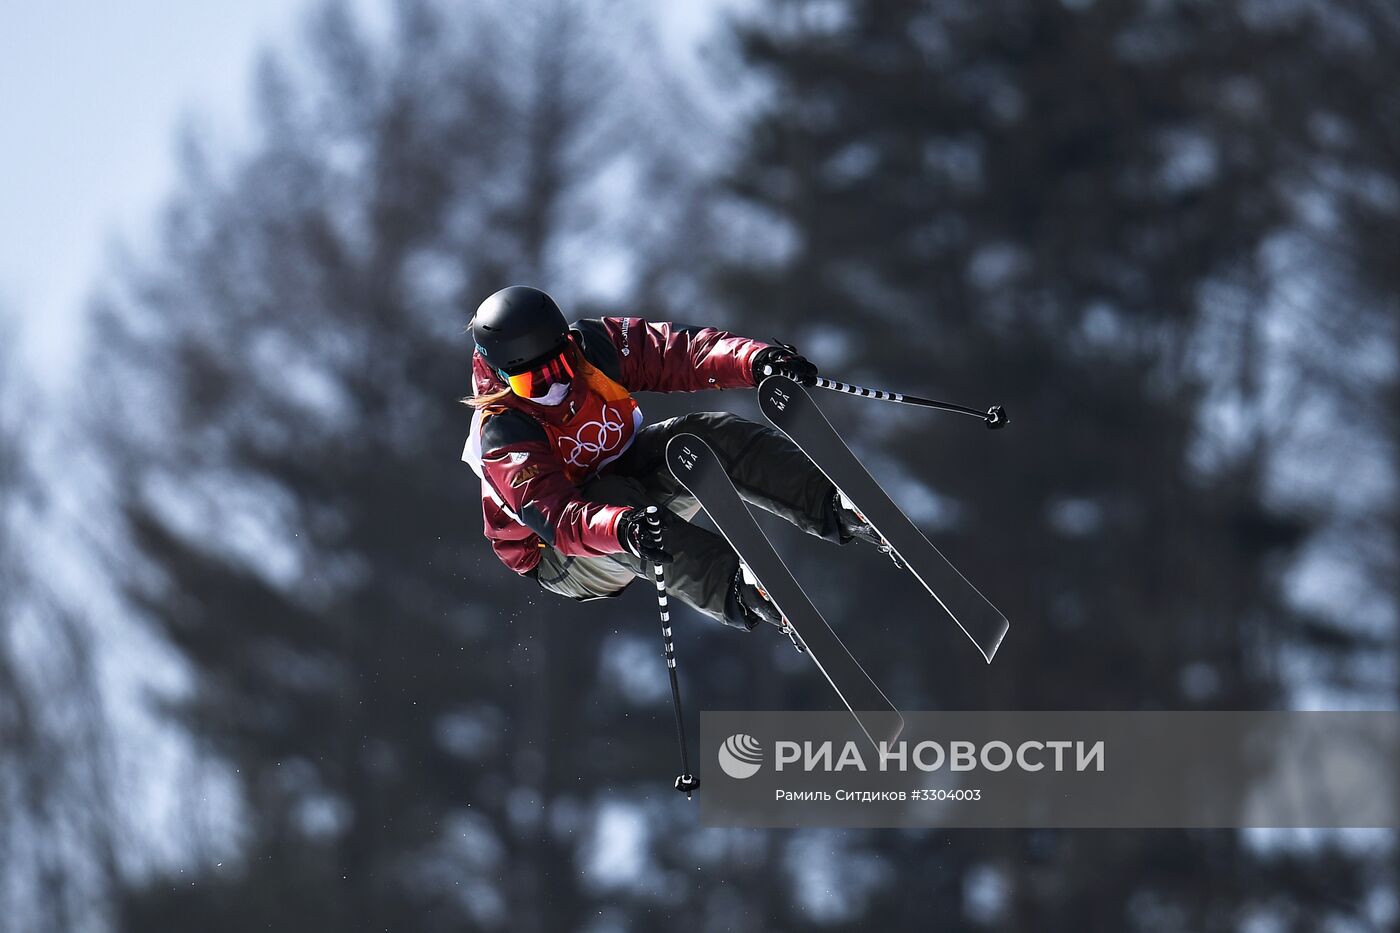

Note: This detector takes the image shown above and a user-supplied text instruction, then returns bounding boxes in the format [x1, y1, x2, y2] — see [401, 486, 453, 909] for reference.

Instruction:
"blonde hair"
[463, 387, 513, 409]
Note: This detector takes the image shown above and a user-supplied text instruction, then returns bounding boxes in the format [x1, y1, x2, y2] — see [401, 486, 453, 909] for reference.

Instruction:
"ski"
[759, 375, 1010, 663]
[665, 433, 904, 749]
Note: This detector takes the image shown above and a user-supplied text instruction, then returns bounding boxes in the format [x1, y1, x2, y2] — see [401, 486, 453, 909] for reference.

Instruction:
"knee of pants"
[674, 410, 757, 433]
[667, 411, 764, 462]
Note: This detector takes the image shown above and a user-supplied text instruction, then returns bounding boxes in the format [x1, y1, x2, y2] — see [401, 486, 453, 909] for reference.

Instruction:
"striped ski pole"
[758, 342, 1008, 428]
[647, 506, 699, 798]
[810, 377, 1008, 429]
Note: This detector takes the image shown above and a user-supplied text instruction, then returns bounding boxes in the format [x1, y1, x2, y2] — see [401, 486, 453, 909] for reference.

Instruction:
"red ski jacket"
[463, 317, 767, 574]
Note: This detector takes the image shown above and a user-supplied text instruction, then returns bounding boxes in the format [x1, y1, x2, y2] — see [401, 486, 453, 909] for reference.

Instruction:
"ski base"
[666, 433, 904, 749]
[759, 375, 1010, 663]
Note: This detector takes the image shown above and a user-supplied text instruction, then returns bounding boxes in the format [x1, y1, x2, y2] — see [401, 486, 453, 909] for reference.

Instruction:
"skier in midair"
[462, 285, 884, 630]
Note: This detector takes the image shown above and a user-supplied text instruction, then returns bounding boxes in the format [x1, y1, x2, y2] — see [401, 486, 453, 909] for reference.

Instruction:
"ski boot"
[726, 563, 807, 653]
[726, 561, 783, 630]
[833, 488, 903, 569]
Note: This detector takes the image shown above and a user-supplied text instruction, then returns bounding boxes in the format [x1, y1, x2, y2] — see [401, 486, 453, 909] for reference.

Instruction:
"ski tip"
[664, 433, 714, 482]
[855, 711, 906, 750]
[757, 373, 804, 410]
[979, 618, 1010, 663]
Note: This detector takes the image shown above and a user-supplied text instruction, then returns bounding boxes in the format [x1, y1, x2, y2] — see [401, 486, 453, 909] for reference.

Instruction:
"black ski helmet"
[470, 286, 569, 373]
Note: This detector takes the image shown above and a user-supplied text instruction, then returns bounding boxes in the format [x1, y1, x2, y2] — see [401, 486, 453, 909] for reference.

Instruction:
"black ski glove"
[617, 507, 675, 565]
[753, 344, 818, 385]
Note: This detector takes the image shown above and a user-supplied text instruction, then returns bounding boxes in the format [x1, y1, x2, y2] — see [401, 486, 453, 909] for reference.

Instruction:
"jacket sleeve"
[598, 317, 769, 393]
[479, 411, 630, 558]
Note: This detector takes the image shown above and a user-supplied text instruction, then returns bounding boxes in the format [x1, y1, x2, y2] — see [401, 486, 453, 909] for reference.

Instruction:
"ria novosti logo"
[718, 734, 764, 779]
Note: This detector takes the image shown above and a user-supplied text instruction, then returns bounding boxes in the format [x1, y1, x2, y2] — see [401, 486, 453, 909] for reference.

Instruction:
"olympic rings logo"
[558, 405, 627, 468]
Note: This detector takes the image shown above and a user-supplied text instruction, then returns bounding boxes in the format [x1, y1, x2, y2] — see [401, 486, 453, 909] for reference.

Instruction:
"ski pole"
[760, 341, 1008, 428]
[647, 506, 699, 798]
[811, 377, 1008, 429]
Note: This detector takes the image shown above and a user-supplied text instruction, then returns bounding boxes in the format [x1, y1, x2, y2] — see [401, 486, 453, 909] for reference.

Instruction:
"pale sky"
[0, 1, 322, 379]
[0, 0, 732, 386]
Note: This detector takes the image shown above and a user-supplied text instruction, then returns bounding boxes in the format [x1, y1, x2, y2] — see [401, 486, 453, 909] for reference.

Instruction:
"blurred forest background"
[3, 0, 1400, 930]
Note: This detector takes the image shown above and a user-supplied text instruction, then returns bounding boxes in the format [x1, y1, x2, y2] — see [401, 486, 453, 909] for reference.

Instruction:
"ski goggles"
[497, 342, 575, 398]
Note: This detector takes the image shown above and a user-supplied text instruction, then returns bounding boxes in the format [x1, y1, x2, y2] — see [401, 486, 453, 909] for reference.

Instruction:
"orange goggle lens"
[503, 349, 575, 398]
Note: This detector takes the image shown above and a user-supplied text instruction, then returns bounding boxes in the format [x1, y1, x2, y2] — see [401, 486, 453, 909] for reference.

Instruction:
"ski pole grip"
[645, 505, 663, 546]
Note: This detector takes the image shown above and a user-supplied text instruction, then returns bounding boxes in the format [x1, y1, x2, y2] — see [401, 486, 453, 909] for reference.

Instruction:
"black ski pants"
[531, 411, 841, 627]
